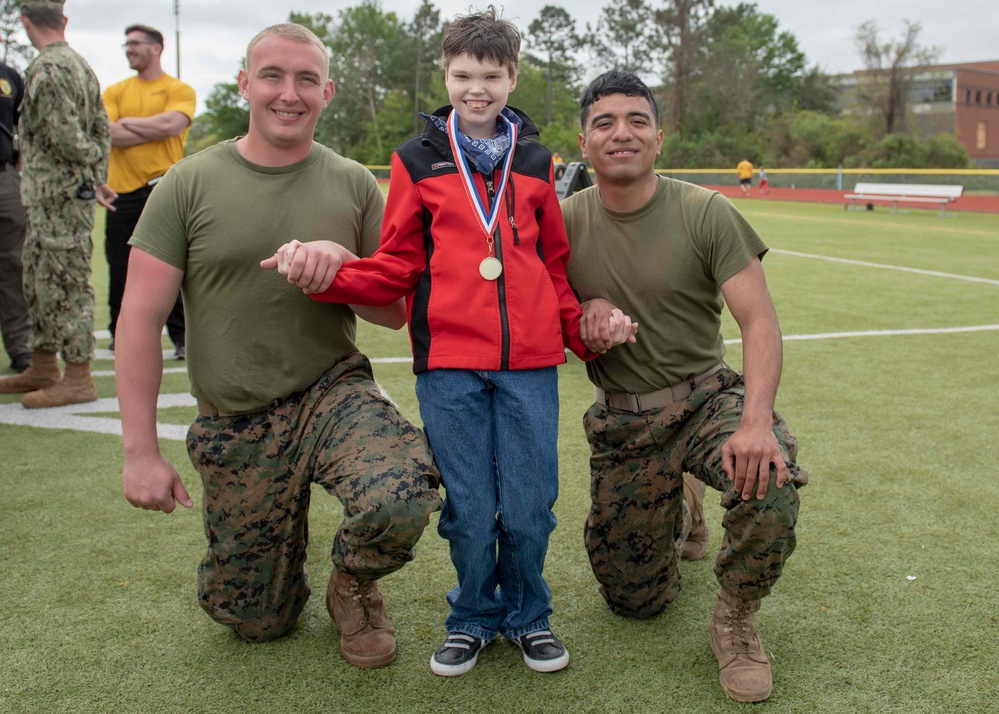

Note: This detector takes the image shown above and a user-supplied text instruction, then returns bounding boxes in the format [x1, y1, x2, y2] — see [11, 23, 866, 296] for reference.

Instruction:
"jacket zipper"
[505, 177, 519, 245]
[485, 174, 510, 370]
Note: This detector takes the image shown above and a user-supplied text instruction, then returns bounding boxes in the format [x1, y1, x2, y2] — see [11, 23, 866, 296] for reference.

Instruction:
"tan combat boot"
[681, 473, 709, 561]
[22, 360, 98, 409]
[0, 350, 60, 394]
[326, 566, 397, 669]
[710, 589, 773, 702]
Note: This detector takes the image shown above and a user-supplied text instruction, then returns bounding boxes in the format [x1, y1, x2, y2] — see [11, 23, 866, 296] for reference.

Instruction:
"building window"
[989, 92, 995, 106]
[978, 122, 988, 150]
[965, 89, 972, 103]
[975, 90, 982, 103]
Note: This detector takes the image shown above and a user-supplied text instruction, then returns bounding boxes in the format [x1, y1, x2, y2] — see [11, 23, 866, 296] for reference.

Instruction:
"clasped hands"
[261, 242, 639, 351]
[260, 239, 345, 294]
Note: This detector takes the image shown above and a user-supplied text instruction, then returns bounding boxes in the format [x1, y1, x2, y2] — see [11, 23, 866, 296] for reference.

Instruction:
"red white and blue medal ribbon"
[447, 110, 518, 280]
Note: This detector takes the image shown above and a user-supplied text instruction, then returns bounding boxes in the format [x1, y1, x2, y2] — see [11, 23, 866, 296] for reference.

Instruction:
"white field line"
[770, 249, 999, 286]
[4, 323, 998, 440]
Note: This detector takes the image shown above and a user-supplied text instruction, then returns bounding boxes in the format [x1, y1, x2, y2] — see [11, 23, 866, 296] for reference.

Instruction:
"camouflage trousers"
[186, 353, 442, 643]
[21, 205, 95, 363]
[583, 367, 806, 618]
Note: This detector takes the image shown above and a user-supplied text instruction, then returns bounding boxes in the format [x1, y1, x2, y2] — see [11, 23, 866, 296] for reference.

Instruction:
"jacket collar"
[420, 105, 539, 159]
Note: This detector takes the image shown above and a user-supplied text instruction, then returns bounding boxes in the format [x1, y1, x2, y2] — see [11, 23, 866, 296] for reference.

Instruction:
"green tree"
[653, 0, 714, 133]
[326, 0, 407, 160]
[588, 0, 664, 78]
[1, 0, 33, 70]
[797, 66, 839, 114]
[407, 0, 443, 135]
[200, 81, 248, 143]
[526, 6, 582, 125]
[853, 20, 940, 136]
[683, 3, 808, 141]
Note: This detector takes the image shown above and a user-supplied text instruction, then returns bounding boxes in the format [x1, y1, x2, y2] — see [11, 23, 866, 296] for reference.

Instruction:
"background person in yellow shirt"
[97, 24, 194, 359]
[736, 158, 753, 196]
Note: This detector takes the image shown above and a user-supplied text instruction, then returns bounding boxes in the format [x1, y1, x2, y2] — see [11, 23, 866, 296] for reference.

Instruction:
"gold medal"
[479, 256, 503, 280]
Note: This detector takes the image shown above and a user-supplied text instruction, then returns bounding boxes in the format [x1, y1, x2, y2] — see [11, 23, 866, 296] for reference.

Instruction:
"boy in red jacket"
[262, 6, 635, 676]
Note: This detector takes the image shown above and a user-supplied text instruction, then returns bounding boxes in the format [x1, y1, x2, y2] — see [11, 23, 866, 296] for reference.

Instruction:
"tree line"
[1, 0, 969, 169]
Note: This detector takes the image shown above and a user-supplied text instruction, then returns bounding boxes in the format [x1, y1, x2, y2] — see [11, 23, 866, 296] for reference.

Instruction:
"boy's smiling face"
[445, 53, 517, 140]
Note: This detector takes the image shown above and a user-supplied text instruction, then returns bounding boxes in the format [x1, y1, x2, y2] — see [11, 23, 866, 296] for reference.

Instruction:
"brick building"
[838, 60, 999, 166]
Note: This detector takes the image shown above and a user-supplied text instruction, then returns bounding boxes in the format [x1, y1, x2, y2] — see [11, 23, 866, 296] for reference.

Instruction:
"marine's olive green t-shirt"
[130, 140, 384, 414]
[562, 177, 767, 394]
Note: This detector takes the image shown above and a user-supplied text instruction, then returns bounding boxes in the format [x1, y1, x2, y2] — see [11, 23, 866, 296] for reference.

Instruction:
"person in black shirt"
[0, 59, 31, 373]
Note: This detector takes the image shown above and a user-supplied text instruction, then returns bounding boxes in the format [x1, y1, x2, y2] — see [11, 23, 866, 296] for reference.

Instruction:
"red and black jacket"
[313, 106, 594, 373]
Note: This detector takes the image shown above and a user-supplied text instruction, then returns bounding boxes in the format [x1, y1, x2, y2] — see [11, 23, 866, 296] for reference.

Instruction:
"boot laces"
[724, 602, 751, 655]
[347, 578, 377, 627]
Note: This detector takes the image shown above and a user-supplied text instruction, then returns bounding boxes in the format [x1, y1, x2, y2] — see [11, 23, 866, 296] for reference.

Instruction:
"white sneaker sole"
[519, 645, 570, 672]
[430, 639, 488, 676]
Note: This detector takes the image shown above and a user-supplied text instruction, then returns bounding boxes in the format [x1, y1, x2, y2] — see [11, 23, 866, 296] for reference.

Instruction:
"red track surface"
[703, 185, 999, 214]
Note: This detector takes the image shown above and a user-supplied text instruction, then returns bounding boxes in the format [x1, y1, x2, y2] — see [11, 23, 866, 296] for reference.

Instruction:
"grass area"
[2, 201, 998, 713]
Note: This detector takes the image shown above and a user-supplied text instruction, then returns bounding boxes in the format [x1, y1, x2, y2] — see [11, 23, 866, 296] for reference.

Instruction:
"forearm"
[351, 299, 407, 330]
[738, 316, 783, 426]
[115, 315, 167, 460]
[119, 113, 189, 142]
[110, 121, 147, 147]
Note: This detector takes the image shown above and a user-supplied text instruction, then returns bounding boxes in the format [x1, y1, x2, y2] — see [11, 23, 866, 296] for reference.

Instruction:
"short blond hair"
[245, 23, 330, 77]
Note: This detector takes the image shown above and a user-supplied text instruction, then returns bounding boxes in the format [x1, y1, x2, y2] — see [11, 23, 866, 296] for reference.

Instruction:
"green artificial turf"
[1, 202, 997, 713]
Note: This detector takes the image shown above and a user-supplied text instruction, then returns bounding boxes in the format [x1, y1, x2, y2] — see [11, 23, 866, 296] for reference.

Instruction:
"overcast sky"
[21, 0, 999, 116]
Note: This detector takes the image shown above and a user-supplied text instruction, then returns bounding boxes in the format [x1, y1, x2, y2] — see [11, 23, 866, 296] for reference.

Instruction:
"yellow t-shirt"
[736, 160, 754, 180]
[103, 74, 196, 193]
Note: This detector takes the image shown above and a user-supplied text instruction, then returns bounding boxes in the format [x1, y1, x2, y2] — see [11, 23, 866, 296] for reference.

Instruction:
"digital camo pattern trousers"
[21, 203, 96, 363]
[187, 353, 442, 643]
[583, 368, 807, 618]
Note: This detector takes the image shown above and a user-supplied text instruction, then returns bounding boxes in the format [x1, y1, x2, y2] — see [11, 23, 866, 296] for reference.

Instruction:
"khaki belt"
[196, 398, 283, 418]
[594, 363, 726, 413]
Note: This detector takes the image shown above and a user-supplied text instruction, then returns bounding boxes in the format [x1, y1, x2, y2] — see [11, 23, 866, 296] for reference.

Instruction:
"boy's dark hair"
[20, 6, 64, 31]
[440, 5, 520, 77]
[579, 69, 660, 129]
[125, 24, 165, 47]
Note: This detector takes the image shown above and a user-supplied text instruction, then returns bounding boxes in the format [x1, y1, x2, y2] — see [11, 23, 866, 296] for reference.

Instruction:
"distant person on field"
[758, 165, 769, 195]
[0, 45, 32, 375]
[562, 70, 807, 703]
[0, 0, 111, 408]
[97, 24, 194, 360]
[262, 6, 637, 678]
[737, 157, 753, 196]
[115, 23, 440, 669]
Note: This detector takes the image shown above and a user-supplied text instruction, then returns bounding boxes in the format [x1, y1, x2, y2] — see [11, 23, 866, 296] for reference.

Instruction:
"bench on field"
[844, 182, 964, 217]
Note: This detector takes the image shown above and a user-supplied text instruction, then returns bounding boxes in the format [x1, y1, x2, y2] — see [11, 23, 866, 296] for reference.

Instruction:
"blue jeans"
[416, 367, 559, 641]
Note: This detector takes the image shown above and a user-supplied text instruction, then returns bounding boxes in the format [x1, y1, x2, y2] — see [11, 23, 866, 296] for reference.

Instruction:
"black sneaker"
[514, 630, 569, 672]
[430, 633, 487, 676]
[174, 343, 185, 360]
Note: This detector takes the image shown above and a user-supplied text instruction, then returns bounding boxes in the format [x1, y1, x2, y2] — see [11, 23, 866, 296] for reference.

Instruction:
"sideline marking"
[4, 326, 997, 440]
[725, 323, 999, 345]
[0, 383, 399, 442]
[770, 249, 999, 286]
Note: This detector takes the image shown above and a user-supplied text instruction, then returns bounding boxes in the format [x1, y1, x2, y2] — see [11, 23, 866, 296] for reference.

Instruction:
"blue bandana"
[422, 107, 523, 174]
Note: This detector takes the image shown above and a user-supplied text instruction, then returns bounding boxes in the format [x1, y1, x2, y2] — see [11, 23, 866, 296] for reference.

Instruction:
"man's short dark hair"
[125, 24, 164, 46]
[440, 5, 520, 77]
[579, 70, 660, 129]
[20, 6, 64, 31]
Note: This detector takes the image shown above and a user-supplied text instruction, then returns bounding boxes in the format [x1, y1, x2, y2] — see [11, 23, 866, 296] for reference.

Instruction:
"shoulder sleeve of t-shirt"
[101, 81, 121, 122]
[128, 167, 189, 272]
[165, 80, 197, 120]
[694, 191, 769, 287]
